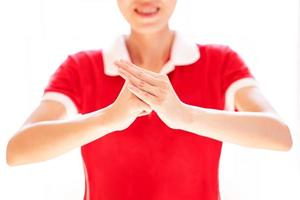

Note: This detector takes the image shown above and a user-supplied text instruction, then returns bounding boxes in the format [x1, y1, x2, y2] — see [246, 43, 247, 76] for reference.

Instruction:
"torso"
[77, 44, 228, 200]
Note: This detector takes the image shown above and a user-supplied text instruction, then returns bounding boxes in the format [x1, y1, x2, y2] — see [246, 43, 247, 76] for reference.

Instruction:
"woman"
[6, 0, 292, 200]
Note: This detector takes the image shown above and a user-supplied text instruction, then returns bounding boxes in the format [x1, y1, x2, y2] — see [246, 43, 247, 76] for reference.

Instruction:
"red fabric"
[43, 45, 254, 200]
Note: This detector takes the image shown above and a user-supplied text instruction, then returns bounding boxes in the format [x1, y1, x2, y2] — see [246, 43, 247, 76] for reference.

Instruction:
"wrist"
[92, 104, 121, 133]
[174, 103, 193, 130]
[179, 103, 204, 132]
[100, 103, 135, 132]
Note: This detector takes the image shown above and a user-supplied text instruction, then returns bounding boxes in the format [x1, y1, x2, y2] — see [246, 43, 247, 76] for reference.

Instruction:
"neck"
[125, 27, 175, 72]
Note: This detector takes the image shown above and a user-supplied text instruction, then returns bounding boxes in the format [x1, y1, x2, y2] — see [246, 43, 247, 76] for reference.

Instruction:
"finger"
[127, 83, 157, 107]
[118, 67, 159, 96]
[115, 60, 163, 86]
[137, 103, 152, 117]
[137, 109, 153, 117]
[118, 67, 130, 82]
[143, 105, 153, 114]
[118, 67, 160, 97]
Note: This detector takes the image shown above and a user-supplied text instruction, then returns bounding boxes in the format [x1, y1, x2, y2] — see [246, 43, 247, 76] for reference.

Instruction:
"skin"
[115, 60, 292, 150]
[6, 0, 292, 166]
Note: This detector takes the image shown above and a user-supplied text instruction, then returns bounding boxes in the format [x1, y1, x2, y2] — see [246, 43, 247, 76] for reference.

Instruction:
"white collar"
[102, 31, 200, 76]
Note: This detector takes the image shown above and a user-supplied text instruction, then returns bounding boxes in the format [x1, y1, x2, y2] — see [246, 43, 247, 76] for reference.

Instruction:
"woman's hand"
[114, 59, 187, 129]
[109, 79, 153, 131]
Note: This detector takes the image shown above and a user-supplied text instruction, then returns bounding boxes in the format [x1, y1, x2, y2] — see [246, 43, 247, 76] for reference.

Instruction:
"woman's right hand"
[108, 80, 152, 131]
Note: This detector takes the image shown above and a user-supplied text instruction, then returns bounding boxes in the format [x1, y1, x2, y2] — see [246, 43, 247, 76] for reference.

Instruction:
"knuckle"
[160, 74, 168, 80]
[160, 85, 168, 94]
[152, 98, 159, 106]
[158, 88, 165, 95]
[160, 84, 167, 91]
[138, 80, 145, 87]
[137, 71, 143, 78]
[160, 94, 166, 101]
[162, 80, 169, 86]
[156, 97, 163, 104]
[158, 79, 167, 88]
[157, 74, 165, 78]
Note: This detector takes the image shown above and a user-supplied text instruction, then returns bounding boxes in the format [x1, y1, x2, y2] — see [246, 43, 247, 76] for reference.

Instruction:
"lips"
[134, 6, 160, 17]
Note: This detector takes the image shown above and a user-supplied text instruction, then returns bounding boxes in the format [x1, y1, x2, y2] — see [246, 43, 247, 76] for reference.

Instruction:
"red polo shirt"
[42, 33, 256, 200]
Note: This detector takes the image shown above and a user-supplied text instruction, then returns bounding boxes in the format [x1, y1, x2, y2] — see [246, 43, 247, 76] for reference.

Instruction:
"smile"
[134, 7, 160, 17]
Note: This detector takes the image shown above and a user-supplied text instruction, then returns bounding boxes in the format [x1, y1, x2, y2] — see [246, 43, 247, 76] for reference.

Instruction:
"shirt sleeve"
[41, 54, 83, 116]
[221, 46, 258, 111]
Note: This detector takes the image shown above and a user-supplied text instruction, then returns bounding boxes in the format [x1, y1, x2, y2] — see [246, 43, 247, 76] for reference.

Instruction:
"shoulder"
[194, 44, 234, 65]
[57, 49, 105, 79]
[197, 43, 233, 56]
[196, 43, 243, 65]
[67, 49, 104, 65]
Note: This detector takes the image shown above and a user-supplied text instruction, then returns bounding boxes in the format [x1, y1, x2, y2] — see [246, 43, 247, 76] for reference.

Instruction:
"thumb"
[137, 104, 153, 117]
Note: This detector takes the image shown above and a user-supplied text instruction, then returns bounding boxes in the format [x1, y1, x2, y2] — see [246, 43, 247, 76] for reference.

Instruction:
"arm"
[180, 86, 292, 151]
[115, 60, 292, 151]
[6, 78, 152, 167]
[6, 100, 119, 166]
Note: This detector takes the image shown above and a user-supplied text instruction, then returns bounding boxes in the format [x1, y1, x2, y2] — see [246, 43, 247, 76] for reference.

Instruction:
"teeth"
[135, 7, 159, 14]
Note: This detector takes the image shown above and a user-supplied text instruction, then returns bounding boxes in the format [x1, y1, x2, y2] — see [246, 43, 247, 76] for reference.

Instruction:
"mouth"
[134, 6, 160, 17]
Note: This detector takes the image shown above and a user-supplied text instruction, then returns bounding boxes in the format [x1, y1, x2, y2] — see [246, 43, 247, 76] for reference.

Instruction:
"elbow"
[6, 139, 16, 166]
[276, 124, 293, 152]
[6, 138, 23, 167]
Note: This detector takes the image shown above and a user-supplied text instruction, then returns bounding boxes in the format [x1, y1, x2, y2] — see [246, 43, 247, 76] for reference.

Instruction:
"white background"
[0, 0, 299, 199]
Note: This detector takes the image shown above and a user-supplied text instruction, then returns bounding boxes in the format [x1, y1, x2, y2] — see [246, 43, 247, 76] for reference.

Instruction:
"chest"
[83, 61, 224, 114]
[80, 60, 224, 173]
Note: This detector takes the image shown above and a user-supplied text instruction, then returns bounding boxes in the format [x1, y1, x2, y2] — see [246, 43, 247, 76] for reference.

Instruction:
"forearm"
[7, 105, 118, 166]
[180, 104, 292, 151]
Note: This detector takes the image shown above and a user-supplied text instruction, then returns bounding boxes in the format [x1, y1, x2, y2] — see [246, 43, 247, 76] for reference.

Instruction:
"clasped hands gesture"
[105, 60, 293, 151]
[110, 59, 189, 131]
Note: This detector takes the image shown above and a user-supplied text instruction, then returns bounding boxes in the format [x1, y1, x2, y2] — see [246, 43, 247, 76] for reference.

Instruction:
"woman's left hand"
[114, 59, 187, 129]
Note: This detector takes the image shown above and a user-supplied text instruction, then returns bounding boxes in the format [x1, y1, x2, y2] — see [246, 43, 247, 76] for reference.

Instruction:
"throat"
[126, 44, 172, 73]
[132, 56, 169, 73]
[125, 30, 174, 73]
